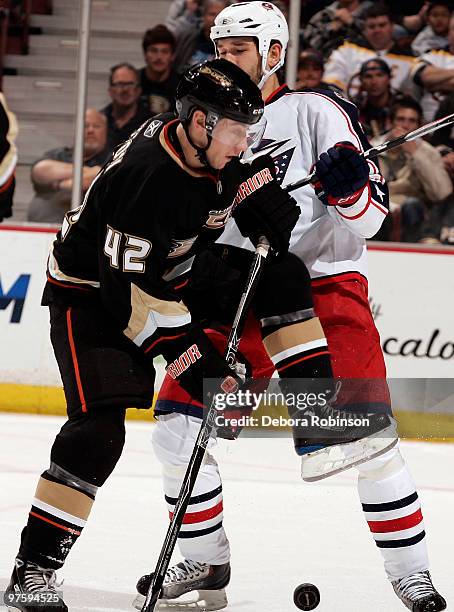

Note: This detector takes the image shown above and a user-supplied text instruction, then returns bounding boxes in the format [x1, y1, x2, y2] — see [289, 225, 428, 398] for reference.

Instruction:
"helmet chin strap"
[258, 62, 282, 90]
[183, 121, 213, 168]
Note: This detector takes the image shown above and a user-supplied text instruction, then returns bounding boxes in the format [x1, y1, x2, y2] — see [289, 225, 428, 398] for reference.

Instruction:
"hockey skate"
[284, 381, 398, 481]
[133, 559, 230, 611]
[392, 570, 447, 612]
[3, 558, 67, 611]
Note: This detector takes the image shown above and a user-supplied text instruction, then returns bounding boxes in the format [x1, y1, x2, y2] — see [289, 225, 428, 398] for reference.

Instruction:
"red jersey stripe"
[336, 184, 372, 220]
[144, 333, 186, 354]
[289, 91, 362, 150]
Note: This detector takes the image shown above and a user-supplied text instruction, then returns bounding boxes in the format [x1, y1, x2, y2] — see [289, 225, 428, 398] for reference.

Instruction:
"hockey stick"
[284, 111, 454, 194]
[141, 236, 271, 612]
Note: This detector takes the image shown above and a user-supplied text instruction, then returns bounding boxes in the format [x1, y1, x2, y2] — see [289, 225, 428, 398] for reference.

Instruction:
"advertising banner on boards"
[1, 227, 453, 420]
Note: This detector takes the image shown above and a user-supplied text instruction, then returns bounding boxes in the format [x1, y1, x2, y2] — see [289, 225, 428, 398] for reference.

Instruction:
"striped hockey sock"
[153, 414, 230, 565]
[261, 314, 333, 379]
[165, 484, 230, 565]
[166, 485, 224, 540]
[19, 472, 94, 569]
[357, 449, 429, 581]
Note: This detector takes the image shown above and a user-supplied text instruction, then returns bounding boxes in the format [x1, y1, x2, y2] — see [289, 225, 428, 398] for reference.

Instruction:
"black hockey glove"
[232, 154, 300, 254]
[160, 324, 240, 406]
[186, 248, 242, 324]
[314, 142, 369, 206]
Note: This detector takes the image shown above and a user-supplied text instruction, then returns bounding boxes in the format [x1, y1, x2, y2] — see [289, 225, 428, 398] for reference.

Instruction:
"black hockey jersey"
[44, 115, 242, 355]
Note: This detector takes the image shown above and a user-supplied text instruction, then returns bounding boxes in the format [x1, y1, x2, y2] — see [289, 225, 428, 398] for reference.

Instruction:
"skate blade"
[301, 425, 398, 482]
[132, 589, 228, 611]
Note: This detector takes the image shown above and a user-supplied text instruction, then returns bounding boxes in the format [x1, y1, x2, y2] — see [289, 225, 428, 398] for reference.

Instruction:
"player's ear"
[192, 110, 206, 130]
[189, 110, 209, 146]
[267, 42, 282, 70]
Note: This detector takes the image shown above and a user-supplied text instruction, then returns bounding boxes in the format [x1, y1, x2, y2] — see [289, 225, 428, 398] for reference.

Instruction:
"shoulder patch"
[144, 119, 163, 139]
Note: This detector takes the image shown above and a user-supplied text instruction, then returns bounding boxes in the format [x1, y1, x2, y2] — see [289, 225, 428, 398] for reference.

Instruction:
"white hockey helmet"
[211, 2, 289, 88]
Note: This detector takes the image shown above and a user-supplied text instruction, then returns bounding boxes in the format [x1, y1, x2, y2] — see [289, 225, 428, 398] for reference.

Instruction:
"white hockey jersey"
[218, 85, 389, 281]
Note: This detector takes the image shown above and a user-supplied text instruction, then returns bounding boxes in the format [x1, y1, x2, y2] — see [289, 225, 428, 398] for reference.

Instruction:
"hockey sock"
[261, 315, 333, 379]
[153, 414, 230, 565]
[18, 470, 95, 569]
[357, 446, 429, 581]
[260, 315, 335, 454]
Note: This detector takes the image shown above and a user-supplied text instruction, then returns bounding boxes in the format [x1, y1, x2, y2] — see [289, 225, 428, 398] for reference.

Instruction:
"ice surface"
[0, 414, 452, 611]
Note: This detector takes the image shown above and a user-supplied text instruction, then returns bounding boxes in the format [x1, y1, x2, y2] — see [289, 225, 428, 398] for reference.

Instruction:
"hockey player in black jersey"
[3, 59, 305, 612]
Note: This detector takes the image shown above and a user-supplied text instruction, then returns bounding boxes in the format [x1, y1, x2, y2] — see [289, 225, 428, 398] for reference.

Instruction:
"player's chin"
[213, 155, 237, 170]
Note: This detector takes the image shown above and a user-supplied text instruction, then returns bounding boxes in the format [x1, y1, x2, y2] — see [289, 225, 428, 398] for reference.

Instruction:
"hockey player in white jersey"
[134, 3, 446, 611]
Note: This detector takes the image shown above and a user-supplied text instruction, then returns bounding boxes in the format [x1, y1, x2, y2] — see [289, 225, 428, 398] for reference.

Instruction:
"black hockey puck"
[293, 583, 320, 610]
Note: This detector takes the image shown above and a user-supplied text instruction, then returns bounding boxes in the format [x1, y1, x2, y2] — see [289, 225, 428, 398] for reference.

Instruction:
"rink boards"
[1, 224, 454, 436]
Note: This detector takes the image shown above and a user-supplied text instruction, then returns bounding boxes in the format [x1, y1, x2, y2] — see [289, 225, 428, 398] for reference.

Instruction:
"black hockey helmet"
[176, 58, 264, 131]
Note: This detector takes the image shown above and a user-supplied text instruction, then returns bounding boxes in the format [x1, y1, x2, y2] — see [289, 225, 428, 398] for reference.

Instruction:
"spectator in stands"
[421, 94, 454, 245]
[324, 3, 416, 96]
[413, 12, 454, 120]
[295, 50, 325, 90]
[412, 0, 452, 56]
[302, 0, 333, 24]
[166, 0, 201, 41]
[438, 206, 454, 242]
[419, 192, 454, 243]
[27, 109, 110, 224]
[387, 1, 429, 34]
[372, 97, 452, 241]
[103, 63, 151, 150]
[303, 0, 373, 59]
[186, 0, 228, 67]
[166, 0, 229, 71]
[140, 25, 180, 115]
[294, 49, 339, 91]
[355, 58, 399, 137]
[0, 93, 17, 223]
[431, 92, 454, 162]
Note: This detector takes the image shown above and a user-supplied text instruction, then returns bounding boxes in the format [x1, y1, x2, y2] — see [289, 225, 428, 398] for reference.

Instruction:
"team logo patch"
[144, 120, 163, 138]
[262, 2, 276, 11]
[167, 236, 197, 258]
[205, 204, 234, 229]
[199, 65, 233, 88]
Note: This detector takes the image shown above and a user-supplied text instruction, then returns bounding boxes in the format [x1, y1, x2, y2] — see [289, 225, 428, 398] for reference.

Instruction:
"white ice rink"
[0, 413, 453, 612]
